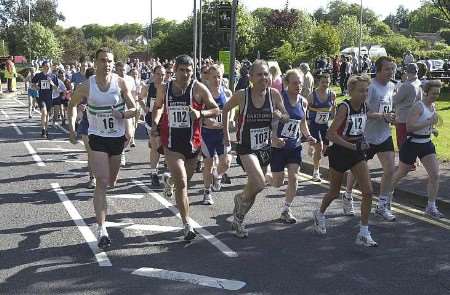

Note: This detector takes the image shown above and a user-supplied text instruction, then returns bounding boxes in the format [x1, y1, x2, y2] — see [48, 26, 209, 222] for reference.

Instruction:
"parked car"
[418, 59, 444, 71]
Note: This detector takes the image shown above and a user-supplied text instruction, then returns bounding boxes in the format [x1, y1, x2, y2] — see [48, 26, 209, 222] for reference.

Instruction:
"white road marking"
[131, 267, 246, 291]
[51, 183, 112, 267]
[105, 221, 182, 232]
[37, 147, 85, 152]
[134, 180, 238, 258]
[23, 141, 45, 167]
[12, 97, 26, 106]
[296, 172, 450, 231]
[56, 124, 70, 134]
[0, 109, 9, 119]
[10, 123, 23, 135]
[65, 160, 88, 164]
[75, 192, 144, 199]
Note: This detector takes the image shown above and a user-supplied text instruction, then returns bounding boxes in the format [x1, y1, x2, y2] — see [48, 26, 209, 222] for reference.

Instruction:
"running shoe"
[375, 204, 396, 221]
[425, 205, 444, 219]
[87, 177, 96, 189]
[313, 209, 326, 234]
[280, 209, 297, 224]
[202, 189, 214, 205]
[45, 130, 49, 139]
[183, 223, 197, 241]
[41, 129, 46, 138]
[312, 172, 322, 183]
[355, 231, 378, 247]
[162, 173, 174, 198]
[150, 173, 161, 188]
[98, 235, 111, 249]
[195, 160, 202, 173]
[232, 195, 248, 238]
[342, 193, 355, 216]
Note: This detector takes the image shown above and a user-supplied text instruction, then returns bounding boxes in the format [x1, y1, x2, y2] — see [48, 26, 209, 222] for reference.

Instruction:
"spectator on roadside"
[269, 64, 283, 93]
[332, 55, 340, 85]
[443, 59, 449, 72]
[393, 63, 422, 150]
[403, 50, 415, 65]
[424, 57, 432, 73]
[5, 55, 16, 92]
[300, 63, 314, 98]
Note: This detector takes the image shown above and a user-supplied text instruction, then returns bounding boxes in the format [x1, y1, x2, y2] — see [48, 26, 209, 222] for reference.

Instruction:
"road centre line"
[134, 180, 238, 258]
[296, 172, 450, 231]
[131, 267, 246, 291]
[24, 141, 45, 167]
[51, 183, 112, 267]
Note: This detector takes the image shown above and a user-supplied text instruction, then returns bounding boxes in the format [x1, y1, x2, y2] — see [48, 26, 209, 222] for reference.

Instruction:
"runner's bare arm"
[138, 84, 149, 112]
[223, 90, 245, 145]
[271, 89, 289, 122]
[118, 77, 137, 119]
[406, 102, 436, 132]
[151, 83, 165, 130]
[326, 104, 355, 150]
[196, 82, 220, 118]
[68, 81, 88, 133]
[300, 99, 315, 143]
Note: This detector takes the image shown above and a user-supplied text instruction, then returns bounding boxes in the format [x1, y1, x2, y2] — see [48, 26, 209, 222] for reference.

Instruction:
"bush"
[414, 47, 450, 59]
[440, 29, 450, 45]
[16, 73, 24, 82]
[382, 34, 421, 58]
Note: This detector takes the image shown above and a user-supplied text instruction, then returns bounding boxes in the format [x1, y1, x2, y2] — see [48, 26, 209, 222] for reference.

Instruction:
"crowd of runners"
[15, 47, 446, 250]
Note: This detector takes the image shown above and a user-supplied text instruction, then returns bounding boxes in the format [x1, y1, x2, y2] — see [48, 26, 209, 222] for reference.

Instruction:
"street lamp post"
[229, 0, 238, 92]
[193, 0, 198, 77]
[198, 0, 203, 68]
[358, 0, 363, 73]
[28, 0, 32, 63]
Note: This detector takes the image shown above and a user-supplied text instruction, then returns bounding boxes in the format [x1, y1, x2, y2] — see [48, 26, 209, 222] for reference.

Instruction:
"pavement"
[1, 86, 450, 295]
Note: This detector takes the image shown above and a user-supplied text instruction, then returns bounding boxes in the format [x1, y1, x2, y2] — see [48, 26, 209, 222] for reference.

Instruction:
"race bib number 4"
[349, 114, 366, 136]
[379, 102, 392, 114]
[250, 127, 270, 150]
[96, 112, 118, 135]
[281, 119, 300, 139]
[169, 106, 190, 128]
[314, 111, 330, 124]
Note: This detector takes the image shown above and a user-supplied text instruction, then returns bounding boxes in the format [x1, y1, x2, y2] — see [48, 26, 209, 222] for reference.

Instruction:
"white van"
[368, 46, 387, 59]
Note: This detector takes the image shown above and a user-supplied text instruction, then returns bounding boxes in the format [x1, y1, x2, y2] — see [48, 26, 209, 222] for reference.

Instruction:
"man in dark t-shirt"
[32, 61, 58, 138]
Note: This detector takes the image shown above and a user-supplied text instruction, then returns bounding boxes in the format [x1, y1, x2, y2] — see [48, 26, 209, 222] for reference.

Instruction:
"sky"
[58, 0, 423, 28]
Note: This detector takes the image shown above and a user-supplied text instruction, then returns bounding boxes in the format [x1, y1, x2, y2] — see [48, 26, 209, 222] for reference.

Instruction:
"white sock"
[282, 202, 291, 212]
[378, 195, 388, 206]
[359, 225, 369, 235]
[428, 200, 436, 208]
[313, 168, 319, 175]
[344, 191, 352, 200]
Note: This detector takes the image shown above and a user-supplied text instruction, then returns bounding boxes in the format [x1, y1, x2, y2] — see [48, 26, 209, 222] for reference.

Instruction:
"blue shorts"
[28, 88, 38, 98]
[309, 122, 329, 144]
[77, 116, 89, 136]
[37, 97, 52, 111]
[201, 128, 227, 158]
[270, 146, 302, 172]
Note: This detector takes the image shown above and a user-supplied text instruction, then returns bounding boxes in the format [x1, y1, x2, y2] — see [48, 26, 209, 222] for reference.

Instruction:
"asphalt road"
[1, 92, 450, 295]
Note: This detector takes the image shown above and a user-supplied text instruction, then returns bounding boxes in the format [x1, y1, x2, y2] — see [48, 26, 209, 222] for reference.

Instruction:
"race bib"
[379, 102, 392, 114]
[169, 106, 190, 128]
[314, 111, 330, 124]
[349, 114, 366, 136]
[281, 119, 300, 139]
[149, 97, 156, 112]
[41, 80, 51, 90]
[250, 127, 270, 150]
[96, 112, 118, 135]
[216, 112, 223, 123]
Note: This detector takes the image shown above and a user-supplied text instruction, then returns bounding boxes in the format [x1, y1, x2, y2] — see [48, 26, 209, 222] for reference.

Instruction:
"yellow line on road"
[297, 172, 450, 231]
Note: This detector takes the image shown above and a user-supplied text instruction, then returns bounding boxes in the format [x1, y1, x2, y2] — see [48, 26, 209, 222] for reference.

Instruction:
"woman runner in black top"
[312, 75, 379, 247]
[223, 60, 289, 238]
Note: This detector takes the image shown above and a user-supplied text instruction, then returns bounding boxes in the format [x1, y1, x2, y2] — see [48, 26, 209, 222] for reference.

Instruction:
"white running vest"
[410, 101, 434, 143]
[87, 74, 126, 137]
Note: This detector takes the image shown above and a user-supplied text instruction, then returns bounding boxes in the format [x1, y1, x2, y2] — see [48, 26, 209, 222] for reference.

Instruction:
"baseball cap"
[406, 63, 418, 74]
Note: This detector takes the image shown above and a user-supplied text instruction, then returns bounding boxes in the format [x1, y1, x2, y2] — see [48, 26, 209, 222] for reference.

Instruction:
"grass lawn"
[330, 85, 450, 162]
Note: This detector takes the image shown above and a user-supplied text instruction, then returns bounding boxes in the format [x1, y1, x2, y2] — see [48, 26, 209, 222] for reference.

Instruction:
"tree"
[31, 0, 65, 28]
[409, 2, 448, 33]
[306, 23, 341, 60]
[337, 15, 369, 48]
[382, 33, 421, 58]
[313, 0, 377, 27]
[15, 22, 62, 60]
[430, 0, 450, 22]
[57, 26, 88, 63]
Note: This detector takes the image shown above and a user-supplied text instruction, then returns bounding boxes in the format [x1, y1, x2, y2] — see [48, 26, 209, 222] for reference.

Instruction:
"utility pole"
[28, 0, 32, 63]
[229, 0, 238, 92]
[358, 0, 363, 73]
[193, 0, 198, 77]
[198, 0, 203, 68]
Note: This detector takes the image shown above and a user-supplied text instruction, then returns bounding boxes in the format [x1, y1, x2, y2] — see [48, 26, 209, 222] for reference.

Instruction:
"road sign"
[218, 50, 231, 76]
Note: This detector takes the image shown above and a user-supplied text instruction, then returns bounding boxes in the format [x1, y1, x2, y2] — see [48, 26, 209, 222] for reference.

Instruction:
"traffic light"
[217, 2, 232, 31]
